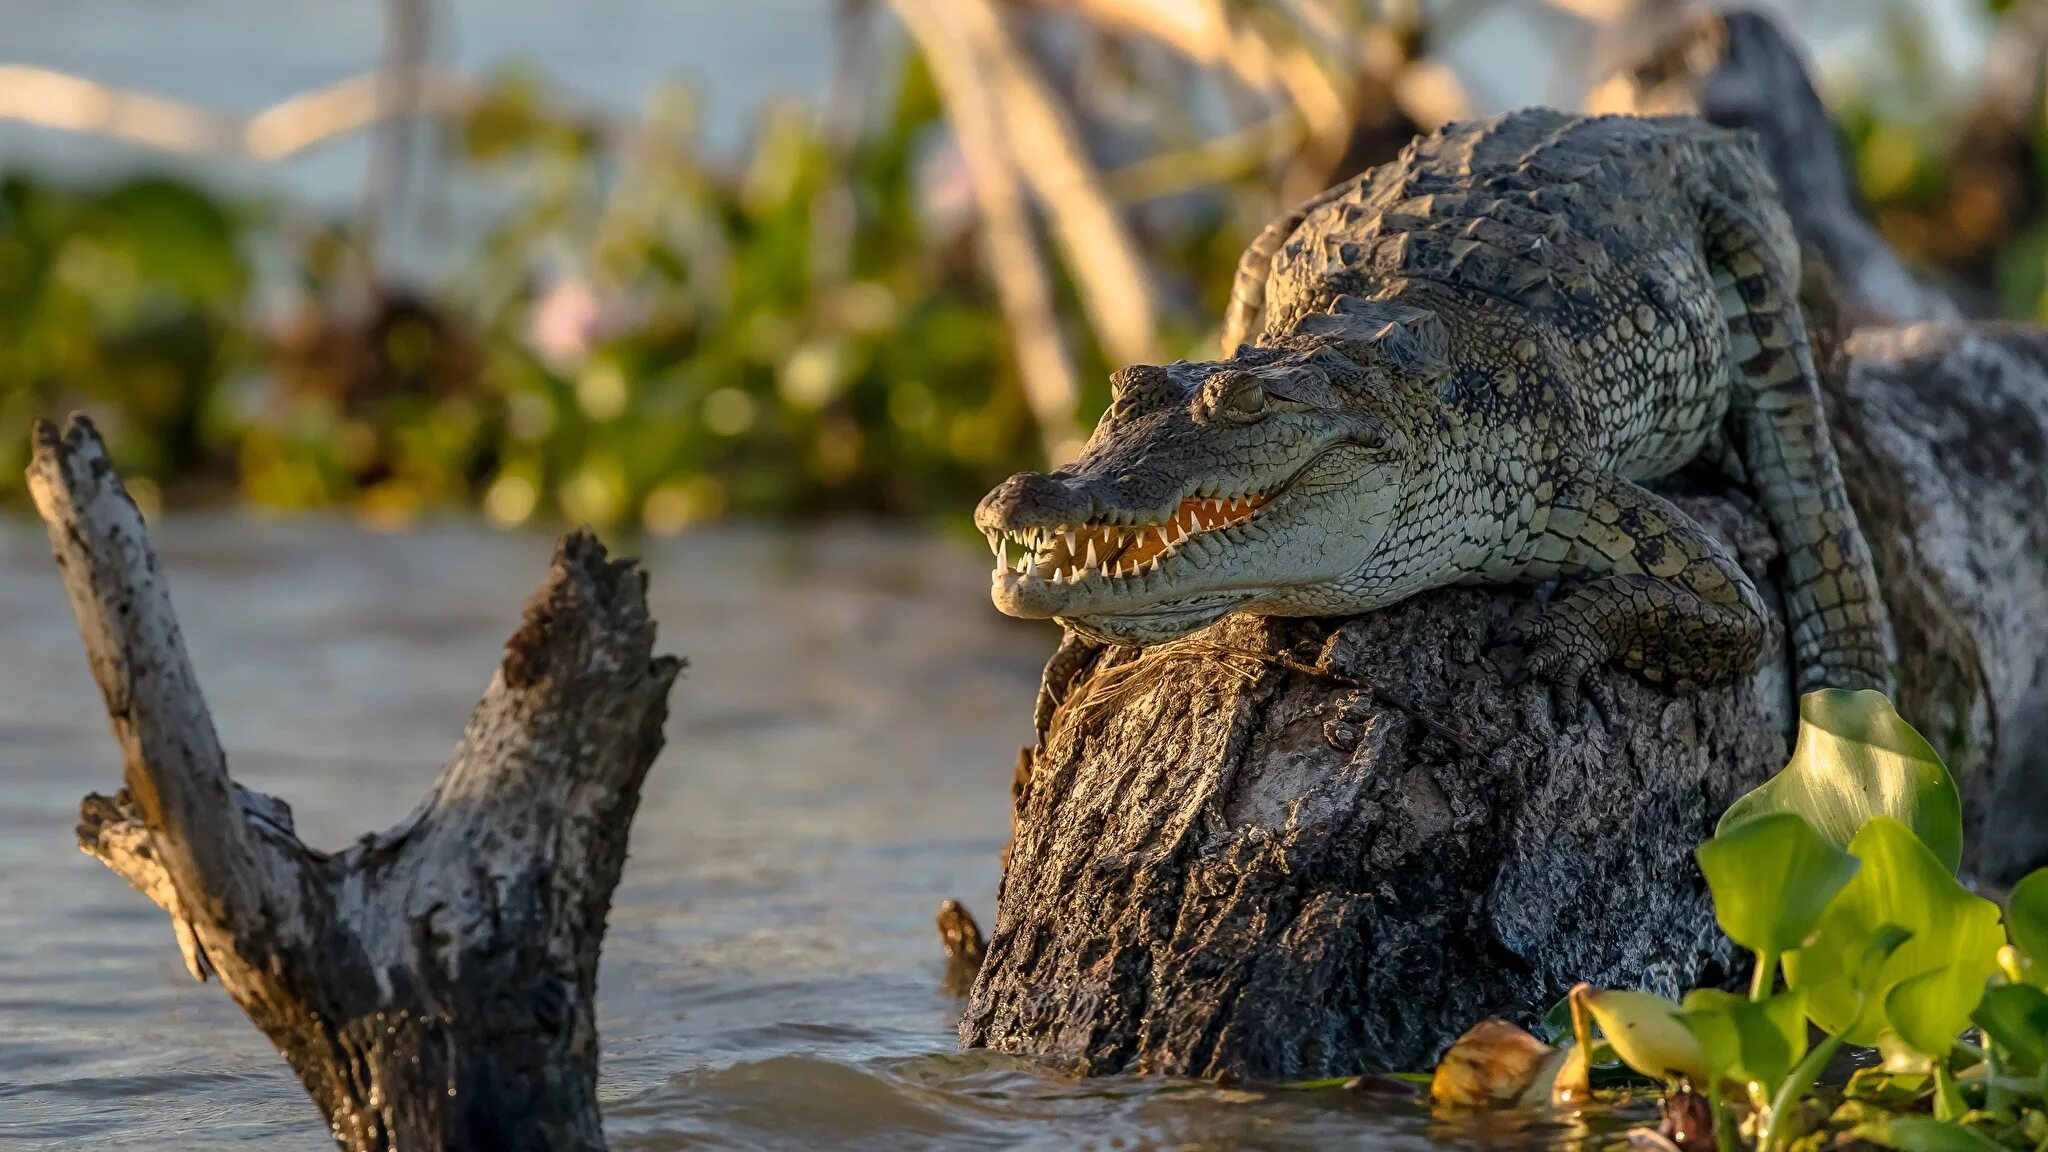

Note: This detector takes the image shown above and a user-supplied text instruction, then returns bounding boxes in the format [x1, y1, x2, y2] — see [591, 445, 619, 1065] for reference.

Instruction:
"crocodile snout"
[976, 464, 1192, 535]
[974, 471, 1094, 535]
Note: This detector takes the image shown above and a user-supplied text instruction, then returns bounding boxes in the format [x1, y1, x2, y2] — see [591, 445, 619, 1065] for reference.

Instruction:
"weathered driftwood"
[30, 416, 681, 1151]
[960, 17, 2048, 1077]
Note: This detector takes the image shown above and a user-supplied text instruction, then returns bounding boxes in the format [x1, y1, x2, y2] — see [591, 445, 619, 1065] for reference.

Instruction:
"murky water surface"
[0, 518, 1641, 1150]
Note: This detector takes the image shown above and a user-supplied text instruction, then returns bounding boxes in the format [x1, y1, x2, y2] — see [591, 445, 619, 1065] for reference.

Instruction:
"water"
[0, 516, 1655, 1149]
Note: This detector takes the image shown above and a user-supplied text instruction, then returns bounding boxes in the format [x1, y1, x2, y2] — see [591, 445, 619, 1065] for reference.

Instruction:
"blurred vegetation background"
[0, 0, 2039, 532]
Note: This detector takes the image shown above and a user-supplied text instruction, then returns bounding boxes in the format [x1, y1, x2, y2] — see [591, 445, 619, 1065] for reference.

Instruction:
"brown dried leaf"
[1432, 1018, 1556, 1108]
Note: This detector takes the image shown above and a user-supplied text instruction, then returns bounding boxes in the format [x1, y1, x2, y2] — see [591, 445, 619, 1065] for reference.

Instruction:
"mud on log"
[961, 12, 2048, 1078]
[30, 416, 681, 1151]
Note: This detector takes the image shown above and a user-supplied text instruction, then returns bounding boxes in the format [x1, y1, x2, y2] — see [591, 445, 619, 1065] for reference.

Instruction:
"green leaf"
[2007, 868, 2048, 973]
[1719, 689, 1963, 874]
[1784, 817, 2003, 1049]
[1887, 964, 1998, 1058]
[1974, 982, 2048, 1068]
[1579, 989, 1710, 1084]
[1696, 811, 1861, 954]
[1843, 1117, 2010, 1152]
[1681, 987, 1808, 1089]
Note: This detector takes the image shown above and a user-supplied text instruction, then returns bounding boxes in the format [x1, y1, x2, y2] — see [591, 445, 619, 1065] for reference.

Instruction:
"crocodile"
[974, 109, 1895, 737]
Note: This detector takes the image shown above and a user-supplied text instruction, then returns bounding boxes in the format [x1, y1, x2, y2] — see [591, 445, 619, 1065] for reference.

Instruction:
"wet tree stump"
[31, 416, 681, 1151]
[960, 10, 2048, 1077]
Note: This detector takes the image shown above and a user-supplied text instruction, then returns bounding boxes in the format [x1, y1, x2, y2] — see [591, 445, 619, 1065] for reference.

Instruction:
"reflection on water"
[0, 517, 1635, 1150]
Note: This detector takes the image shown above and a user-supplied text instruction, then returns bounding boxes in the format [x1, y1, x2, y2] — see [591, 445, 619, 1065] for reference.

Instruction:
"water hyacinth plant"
[1430, 689, 2048, 1152]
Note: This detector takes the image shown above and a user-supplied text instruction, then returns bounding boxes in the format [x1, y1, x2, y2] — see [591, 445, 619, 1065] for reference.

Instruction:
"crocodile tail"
[1221, 177, 1363, 356]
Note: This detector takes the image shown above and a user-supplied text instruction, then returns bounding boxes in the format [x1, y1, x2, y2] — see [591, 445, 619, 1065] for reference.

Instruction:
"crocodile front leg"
[1702, 192, 1894, 693]
[1515, 464, 1770, 688]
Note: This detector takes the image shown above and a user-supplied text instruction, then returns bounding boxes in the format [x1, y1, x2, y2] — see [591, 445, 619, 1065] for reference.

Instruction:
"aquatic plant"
[1434, 689, 2048, 1151]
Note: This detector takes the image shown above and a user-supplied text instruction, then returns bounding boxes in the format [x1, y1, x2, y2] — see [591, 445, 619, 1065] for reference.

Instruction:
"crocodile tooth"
[1064, 527, 1077, 554]
[1147, 555, 1161, 573]
[1085, 539, 1099, 570]
[997, 538, 1009, 569]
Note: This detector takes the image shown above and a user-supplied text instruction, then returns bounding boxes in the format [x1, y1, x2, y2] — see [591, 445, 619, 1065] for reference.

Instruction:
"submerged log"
[961, 15, 2048, 1077]
[30, 416, 681, 1151]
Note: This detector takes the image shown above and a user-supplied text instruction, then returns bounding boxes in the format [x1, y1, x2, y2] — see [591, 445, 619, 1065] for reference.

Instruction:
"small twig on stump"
[30, 415, 681, 1152]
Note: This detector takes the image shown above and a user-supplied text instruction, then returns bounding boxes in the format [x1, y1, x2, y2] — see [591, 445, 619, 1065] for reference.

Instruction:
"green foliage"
[1719, 689, 1963, 875]
[2006, 870, 2048, 975]
[1680, 988, 1808, 1090]
[1842, 1116, 2011, 1152]
[7, 0, 2048, 531]
[1560, 691, 2048, 1151]
[1696, 810, 1860, 956]
[1785, 816, 2001, 1050]
[0, 55, 1253, 528]
[1974, 983, 2048, 1068]
[0, 173, 254, 503]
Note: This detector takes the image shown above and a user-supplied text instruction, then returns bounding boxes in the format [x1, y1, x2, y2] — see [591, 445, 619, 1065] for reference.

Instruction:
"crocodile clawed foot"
[1504, 612, 1609, 717]
[1582, 675, 1620, 732]
[1522, 640, 1599, 691]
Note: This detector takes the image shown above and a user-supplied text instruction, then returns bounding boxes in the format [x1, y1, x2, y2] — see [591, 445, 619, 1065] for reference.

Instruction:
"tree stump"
[31, 416, 681, 1151]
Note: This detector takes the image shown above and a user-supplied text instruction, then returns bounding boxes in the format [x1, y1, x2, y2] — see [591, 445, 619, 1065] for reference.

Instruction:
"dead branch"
[31, 415, 680, 1151]
[892, 0, 1088, 463]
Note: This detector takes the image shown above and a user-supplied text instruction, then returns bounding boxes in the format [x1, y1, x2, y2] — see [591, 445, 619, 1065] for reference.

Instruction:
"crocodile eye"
[1219, 377, 1266, 422]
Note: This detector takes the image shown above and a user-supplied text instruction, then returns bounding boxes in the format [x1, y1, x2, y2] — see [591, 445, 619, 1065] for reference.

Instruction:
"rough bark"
[30, 415, 681, 1151]
[961, 16, 2048, 1077]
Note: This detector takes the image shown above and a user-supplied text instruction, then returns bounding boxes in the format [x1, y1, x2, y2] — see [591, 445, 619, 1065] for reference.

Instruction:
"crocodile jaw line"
[985, 492, 1272, 616]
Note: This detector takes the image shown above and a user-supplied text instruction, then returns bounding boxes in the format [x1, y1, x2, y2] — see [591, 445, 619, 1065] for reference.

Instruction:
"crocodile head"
[975, 296, 1445, 645]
